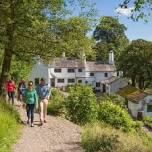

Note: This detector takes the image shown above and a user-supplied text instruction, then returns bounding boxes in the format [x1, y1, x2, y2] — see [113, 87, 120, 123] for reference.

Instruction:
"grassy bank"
[0, 101, 21, 152]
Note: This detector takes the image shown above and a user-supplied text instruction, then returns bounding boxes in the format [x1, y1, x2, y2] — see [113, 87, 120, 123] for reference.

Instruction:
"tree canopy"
[122, 0, 152, 21]
[119, 39, 152, 89]
[0, 0, 96, 89]
[93, 16, 129, 64]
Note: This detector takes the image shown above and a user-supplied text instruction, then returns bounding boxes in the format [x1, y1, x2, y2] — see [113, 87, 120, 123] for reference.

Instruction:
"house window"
[96, 82, 100, 87]
[147, 104, 152, 112]
[90, 73, 94, 76]
[78, 80, 82, 83]
[78, 68, 82, 72]
[35, 78, 39, 86]
[104, 73, 108, 77]
[54, 68, 61, 73]
[68, 79, 75, 83]
[57, 79, 64, 83]
[68, 68, 75, 73]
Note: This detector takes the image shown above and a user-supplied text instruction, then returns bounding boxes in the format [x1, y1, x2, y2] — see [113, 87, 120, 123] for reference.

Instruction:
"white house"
[29, 51, 127, 93]
[127, 92, 152, 118]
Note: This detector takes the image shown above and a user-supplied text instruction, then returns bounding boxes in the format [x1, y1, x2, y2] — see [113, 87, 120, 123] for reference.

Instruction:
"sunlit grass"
[0, 101, 21, 152]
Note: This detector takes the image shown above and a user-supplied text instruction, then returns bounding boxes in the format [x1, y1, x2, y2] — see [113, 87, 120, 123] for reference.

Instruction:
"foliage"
[122, 0, 152, 21]
[47, 88, 65, 116]
[143, 116, 152, 129]
[118, 39, 152, 89]
[93, 16, 129, 64]
[98, 101, 135, 132]
[65, 85, 98, 125]
[82, 122, 151, 152]
[100, 93, 127, 108]
[0, 101, 21, 152]
[0, 0, 97, 89]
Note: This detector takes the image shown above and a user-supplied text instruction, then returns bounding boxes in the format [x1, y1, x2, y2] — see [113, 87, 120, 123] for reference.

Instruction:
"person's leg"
[30, 104, 35, 127]
[39, 100, 44, 124]
[11, 92, 14, 106]
[43, 99, 48, 123]
[26, 104, 30, 124]
[8, 92, 11, 104]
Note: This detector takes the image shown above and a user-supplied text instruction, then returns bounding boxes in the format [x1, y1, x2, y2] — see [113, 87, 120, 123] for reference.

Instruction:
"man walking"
[36, 78, 51, 125]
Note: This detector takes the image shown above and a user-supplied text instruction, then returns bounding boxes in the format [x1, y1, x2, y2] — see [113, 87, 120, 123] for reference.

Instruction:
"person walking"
[24, 81, 38, 127]
[36, 78, 51, 125]
[18, 80, 26, 106]
[6, 80, 16, 105]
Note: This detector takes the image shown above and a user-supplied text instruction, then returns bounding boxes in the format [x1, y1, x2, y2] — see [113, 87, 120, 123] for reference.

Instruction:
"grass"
[0, 101, 21, 152]
[82, 122, 152, 152]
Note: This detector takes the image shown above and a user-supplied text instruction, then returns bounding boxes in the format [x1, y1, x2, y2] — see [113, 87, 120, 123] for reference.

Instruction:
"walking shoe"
[31, 123, 34, 127]
[27, 120, 30, 124]
[44, 120, 47, 123]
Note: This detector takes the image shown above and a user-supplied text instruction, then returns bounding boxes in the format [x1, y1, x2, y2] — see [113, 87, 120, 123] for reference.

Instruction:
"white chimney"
[62, 52, 65, 58]
[80, 51, 86, 63]
[109, 50, 114, 65]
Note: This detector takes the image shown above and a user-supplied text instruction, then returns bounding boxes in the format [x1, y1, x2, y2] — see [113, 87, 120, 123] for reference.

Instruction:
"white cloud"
[115, 6, 134, 17]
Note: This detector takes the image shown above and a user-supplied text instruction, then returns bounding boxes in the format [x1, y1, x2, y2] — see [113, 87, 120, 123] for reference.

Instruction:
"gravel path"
[13, 107, 84, 152]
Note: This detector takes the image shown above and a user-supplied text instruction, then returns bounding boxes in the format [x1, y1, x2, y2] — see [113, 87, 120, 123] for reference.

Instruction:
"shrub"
[82, 123, 151, 152]
[143, 116, 152, 129]
[65, 85, 98, 125]
[0, 101, 21, 152]
[98, 101, 135, 132]
[47, 88, 65, 116]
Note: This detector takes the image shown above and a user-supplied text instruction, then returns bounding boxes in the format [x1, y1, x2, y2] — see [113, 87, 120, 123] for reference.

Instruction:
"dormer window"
[54, 68, 61, 73]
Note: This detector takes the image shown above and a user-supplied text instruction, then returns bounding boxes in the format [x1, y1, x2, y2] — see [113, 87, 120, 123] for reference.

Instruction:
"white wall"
[109, 78, 128, 93]
[128, 101, 142, 118]
[29, 62, 49, 86]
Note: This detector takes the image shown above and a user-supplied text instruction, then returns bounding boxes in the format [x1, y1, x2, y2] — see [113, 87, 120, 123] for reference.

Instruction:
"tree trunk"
[138, 76, 145, 89]
[131, 75, 136, 87]
[0, 0, 15, 92]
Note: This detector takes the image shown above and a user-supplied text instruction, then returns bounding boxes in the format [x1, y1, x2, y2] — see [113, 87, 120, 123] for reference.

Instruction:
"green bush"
[98, 101, 135, 132]
[143, 116, 152, 128]
[47, 88, 65, 116]
[65, 85, 98, 125]
[82, 123, 151, 152]
[0, 101, 21, 152]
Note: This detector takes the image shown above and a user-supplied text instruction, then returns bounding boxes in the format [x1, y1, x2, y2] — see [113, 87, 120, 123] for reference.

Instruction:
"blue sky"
[93, 0, 152, 41]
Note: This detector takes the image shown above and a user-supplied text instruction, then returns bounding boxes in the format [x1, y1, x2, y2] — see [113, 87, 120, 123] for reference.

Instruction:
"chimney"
[80, 51, 86, 64]
[62, 52, 65, 58]
[109, 50, 114, 65]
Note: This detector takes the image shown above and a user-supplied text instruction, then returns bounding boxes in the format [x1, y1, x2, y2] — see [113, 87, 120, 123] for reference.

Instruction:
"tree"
[119, 39, 152, 89]
[122, 0, 152, 21]
[0, 0, 96, 90]
[93, 16, 129, 64]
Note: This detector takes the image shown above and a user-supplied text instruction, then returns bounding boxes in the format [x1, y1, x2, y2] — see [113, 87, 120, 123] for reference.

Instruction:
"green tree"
[93, 16, 129, 64]
[119, 39, 152, 89]
[122, 0, 152, 21]
[0, 0, 96, 90]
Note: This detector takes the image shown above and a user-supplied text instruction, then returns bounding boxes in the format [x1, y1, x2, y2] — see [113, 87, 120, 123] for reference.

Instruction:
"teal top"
[24, 89, 38, 105]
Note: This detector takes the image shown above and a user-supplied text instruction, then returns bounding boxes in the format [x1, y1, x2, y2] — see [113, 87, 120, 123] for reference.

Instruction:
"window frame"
[90, 72, 94, 76]
[67, 68, 75, 73]
[104, 73, 108, 77]
[57, 79, 64, 83]
[68, 78, 75, 83]
[54, 68, 62, 73]
[78, 68, 83, 72]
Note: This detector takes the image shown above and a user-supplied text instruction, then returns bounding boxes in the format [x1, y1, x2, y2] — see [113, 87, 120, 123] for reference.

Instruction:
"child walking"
[24, 81, 38, 127]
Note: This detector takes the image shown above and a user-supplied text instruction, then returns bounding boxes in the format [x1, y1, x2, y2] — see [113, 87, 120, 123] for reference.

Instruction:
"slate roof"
[101, 76, 120, 84]
[50, 58, 116, 72]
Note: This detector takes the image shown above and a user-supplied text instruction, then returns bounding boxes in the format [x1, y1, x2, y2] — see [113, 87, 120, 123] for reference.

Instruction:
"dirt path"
[13, 107, 84, 152]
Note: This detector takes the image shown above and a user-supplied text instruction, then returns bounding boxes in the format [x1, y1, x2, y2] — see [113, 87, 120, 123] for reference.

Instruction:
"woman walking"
[24, 81, 38, 127]
[7, 80, 16, 105]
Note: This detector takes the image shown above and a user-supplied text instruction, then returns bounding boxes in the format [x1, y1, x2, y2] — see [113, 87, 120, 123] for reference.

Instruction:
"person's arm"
[34, 90, 38, 108]
[46, 86, 51, 100]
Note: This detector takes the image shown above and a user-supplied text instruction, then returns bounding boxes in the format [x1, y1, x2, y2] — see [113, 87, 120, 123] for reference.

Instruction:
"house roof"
[117, 86, 150, 103]
[50, 58, 116, 72]
[101, 76, 120, 84]
[50, 58, 85, 68]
